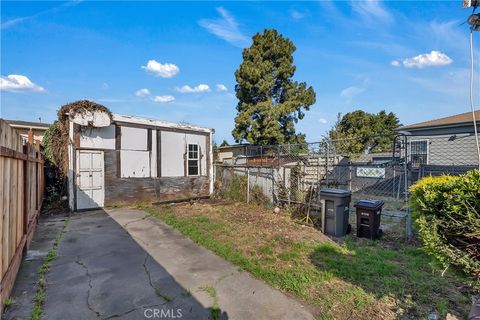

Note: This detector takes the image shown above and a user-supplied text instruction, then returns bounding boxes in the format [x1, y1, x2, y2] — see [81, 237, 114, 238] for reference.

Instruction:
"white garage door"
[76, 150, 104, 210]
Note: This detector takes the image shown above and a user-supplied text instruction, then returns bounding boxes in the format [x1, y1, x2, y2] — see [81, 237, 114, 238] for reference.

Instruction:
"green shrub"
[409, 170, 480, 282]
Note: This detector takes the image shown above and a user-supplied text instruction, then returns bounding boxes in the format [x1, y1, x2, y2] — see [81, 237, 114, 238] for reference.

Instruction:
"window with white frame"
[187, 144, 199, 176]
[410, 140, 428, 167]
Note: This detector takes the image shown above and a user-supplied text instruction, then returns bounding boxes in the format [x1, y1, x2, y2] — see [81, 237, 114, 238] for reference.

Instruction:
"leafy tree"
[328, 110, 400, 156]
[232, 29, 316, 145]
[220, 140, 229, 147]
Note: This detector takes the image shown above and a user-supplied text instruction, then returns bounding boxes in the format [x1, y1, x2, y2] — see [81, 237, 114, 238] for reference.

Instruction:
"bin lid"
[354, 200, 384, 210]
[319, 188, 352, 197]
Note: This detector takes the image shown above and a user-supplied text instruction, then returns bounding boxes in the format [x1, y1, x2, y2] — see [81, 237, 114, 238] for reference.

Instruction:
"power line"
[469, 30, 480, 169]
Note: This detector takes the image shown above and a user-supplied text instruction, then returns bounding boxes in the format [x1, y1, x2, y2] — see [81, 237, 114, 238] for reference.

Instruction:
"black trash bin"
[354, 200, 384, 240]
[319, 188, 352, 237]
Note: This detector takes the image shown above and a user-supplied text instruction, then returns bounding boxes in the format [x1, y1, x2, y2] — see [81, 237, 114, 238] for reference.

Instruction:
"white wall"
[161, 131, 185, 177]
[161, 131, 207, 177]
[121, 126, 147, 151]
[79, 125, 115, 150]
[77, 123, 209, 179]
[121, 150, 150, 177]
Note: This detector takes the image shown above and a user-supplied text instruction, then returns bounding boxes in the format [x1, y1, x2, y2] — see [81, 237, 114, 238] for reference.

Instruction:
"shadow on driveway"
[4, 209, 227, 320]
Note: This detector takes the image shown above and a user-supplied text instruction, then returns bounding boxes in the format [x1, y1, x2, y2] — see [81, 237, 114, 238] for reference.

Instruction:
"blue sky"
[1, 1, 478, 144]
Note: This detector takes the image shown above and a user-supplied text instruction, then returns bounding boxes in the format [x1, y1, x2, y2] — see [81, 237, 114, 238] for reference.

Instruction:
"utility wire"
[469, 30, 480, 170]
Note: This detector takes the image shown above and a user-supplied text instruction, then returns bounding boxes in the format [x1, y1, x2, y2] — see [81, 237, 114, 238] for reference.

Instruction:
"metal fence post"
[246, 167, 250, 204]
[348, 160, 352, 191]
[405, 212, 413, 241]
[325, 140, 330, 187]
[317, 143, 320, 185]
[403, 135, 409, 203]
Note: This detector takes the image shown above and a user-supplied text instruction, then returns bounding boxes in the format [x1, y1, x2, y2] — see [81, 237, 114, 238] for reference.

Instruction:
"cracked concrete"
[107, 207, 314, 320]
[4, 210, 212, 320]
[5, 208, 313, 320]
[74, 256, 101, 318]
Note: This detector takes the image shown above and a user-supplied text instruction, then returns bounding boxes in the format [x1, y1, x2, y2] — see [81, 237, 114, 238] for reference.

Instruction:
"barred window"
[188, 144, 199, 176]
[411, 140, 428, 167]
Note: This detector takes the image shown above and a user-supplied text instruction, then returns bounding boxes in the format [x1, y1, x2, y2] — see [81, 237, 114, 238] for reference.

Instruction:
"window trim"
[410, 139, 429, 167]
[187, 143, 200, 176]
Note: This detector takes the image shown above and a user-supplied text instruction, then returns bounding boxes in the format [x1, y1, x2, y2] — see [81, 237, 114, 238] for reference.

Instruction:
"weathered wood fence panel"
[0, 119, 45, 313]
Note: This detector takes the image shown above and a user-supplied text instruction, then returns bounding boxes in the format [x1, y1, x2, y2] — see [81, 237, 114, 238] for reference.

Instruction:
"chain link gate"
[214, 132, 479, 240]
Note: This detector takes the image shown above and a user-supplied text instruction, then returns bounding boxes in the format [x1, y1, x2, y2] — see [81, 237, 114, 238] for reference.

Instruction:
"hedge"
[409, 170, 480, 282]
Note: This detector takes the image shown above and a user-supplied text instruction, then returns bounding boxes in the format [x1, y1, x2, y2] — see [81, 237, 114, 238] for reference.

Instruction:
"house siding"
[103, 150, 209, 205]
[407, 133, 479, 166]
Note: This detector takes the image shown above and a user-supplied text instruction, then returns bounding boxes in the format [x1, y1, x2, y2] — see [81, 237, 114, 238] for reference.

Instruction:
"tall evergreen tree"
[232, 29, 316, 145]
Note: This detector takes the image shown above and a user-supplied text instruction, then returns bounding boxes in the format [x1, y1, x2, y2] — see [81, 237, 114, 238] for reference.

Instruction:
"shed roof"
[112, 114, 214, 134]
[6, 120, 51, 130]
[397, 111, 480, 131]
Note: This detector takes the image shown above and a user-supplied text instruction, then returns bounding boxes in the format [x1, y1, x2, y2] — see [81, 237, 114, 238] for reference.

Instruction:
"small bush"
[409, 170, 480, 282]
[223, 174, 248, 202]
[216, 173, 271, 205]
[250, 185, 270, 205]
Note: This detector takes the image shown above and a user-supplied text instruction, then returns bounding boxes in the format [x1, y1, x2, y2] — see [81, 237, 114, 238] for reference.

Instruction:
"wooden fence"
[0, 119, 45, 313]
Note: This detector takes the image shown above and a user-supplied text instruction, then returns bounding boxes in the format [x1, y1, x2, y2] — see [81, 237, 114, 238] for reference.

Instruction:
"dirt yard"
[142, 200, 473, 320]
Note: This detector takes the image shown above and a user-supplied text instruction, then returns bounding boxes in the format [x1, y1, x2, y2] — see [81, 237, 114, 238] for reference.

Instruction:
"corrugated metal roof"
[398, 111, 480, 131]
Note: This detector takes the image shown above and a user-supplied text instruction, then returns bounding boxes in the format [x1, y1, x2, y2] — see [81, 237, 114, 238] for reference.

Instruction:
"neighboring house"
[214, 144, 280, 164]
[67, 112, 214, 211]
[6, 120, 51, 143]
[214, 145, 249, 163]
[395, 111, 479, 178]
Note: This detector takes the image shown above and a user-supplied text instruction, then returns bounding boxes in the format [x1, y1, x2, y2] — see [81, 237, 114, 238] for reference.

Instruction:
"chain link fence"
[214, 133, 479, 240]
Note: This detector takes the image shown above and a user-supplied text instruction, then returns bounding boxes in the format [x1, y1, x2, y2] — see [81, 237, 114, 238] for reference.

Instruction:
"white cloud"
[141, 60, 179, 78]
[135, 88, 151, 97]
[351, 0, 392, 23]
[319, 118, 328, 124]
[402, 51, 453, 69]
[391, 60, 401, 67]
[216, 84, 228, 92]
[199, 7, 249, 47]
[340, 86, 365, 100]
[175, 84, 211, 93]
[152, 95, 175, 103]
[291, 9, 307, 20]
[0, 74, 45, 92]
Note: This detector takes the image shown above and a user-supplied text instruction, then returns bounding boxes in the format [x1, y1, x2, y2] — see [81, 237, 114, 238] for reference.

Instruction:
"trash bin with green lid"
[319, 188, 352, 237]
[354, 200, 384, 240]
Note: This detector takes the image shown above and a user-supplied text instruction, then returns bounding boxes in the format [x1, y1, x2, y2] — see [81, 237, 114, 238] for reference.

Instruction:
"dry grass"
[144, 200, 473, 320]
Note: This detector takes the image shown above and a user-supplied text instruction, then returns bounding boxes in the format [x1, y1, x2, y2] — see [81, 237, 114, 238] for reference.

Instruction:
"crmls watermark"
[144, 308, 183, 319]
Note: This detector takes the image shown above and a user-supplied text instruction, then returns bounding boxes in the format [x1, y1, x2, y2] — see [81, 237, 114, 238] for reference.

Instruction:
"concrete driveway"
[106, 208, 314, 320]
[4, 209, 313, 320]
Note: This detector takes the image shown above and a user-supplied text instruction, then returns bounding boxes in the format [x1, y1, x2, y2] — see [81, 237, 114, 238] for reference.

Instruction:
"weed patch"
[145, 201, 472, 319]
[31, 217, 70, 320]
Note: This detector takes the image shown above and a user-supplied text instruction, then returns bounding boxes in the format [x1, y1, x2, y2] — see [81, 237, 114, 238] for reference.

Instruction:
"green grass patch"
[31, 217, 70, 320]
[3, 297, 14, 309]
[145, 204, 472, 319]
